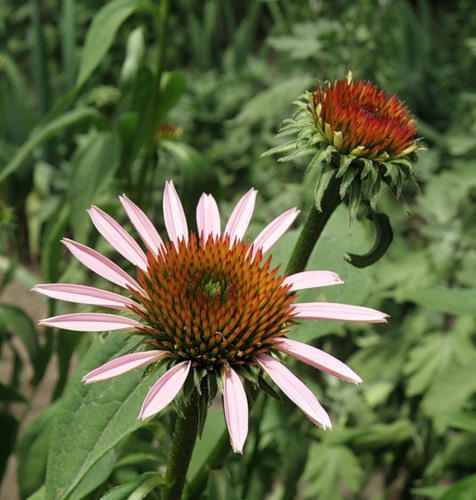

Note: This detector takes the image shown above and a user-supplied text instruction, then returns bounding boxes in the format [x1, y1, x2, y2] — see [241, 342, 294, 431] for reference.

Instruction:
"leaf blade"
[45, 333, 162, 500]
[76, 0, 147, 88]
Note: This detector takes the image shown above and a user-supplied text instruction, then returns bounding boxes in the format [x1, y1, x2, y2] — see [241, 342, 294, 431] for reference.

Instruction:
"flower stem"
[286, 174, 342, 275]
[162, 388, 201, 500]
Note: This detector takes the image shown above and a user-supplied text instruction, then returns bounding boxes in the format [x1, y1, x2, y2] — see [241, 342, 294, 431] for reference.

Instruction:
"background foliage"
[1, 0, 476, 498]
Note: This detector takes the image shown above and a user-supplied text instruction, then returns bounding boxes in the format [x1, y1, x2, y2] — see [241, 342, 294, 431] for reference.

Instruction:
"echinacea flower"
[33, 181, 387, 453]
[266, 72, 423, 223]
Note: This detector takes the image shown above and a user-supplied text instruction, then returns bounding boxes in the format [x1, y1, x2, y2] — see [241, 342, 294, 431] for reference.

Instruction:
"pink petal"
[256, 353, 332, 430]
[196, 193, 221, 240]
[62, 239, 145, 296]
[283, 271, 344, 291]
[39, 312, 142, 331]
[32, 283, 137, 310]
[163, 181, 188, 248]
[293, 302, 388, 323]
[252, 208, 300, 256]
[274, 338, 362, 384]
[83, 350, 168, 383]
[222, 367, 248, 454]
[119, 194, 164, 255]
[224, 188, 257, 243]
[139, 361, 191, 420]
[88, 206, 148, 271]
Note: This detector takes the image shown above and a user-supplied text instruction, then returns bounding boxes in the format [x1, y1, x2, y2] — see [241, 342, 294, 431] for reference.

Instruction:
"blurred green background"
[1, 0, 476, 498]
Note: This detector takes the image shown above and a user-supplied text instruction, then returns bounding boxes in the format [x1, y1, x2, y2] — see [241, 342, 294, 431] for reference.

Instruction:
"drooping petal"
[88, 206, 148, 271]
[222, 367, 248, 454]
[163, 180, 188, 248]
[83, 350, 168, 383]
[292, 302, 388, 323]
[119, 194, 164, 255]
[32, 283, 138, 310]
[274, 338, 362, 384]
[196, 193, 221, 240]
[39, 313, 142, 332]
[62, 239, 145, 295]
[283, 271, 344, 291]
[139, 361, 191, 420]
[224, 188, 257, 243]
[256, 353, 332, 430]
[251, 208, 300, 256]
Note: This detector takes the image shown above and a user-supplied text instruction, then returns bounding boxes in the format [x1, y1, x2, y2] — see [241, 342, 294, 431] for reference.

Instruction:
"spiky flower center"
[130, 233, 296, 370]
[311, 77, 419, 160]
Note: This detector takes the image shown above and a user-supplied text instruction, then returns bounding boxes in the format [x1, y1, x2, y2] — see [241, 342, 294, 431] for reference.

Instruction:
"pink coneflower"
[33, 181, 387, 453]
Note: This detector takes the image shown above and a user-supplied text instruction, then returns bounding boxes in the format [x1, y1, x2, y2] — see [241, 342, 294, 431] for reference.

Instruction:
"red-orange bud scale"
[311, 78, 418, 160]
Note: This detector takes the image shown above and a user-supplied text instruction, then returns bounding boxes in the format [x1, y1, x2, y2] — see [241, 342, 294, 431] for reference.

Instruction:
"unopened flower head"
[34, 182, 387, 453]
[155, 122, 183, 141]
[266, 73, 423, 223]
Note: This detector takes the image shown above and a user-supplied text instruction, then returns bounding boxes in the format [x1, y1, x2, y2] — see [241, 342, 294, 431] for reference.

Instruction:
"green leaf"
[271, 206, 377, 342]
[0, 108, 99, 183]
[45, 333, 162, 500]
[76, 0, 150, 88]
[322, 419, 414, 450]
[40, 201, 69, 284]
[440, 474, 476, 500]
[54, 330, 84, 399]
[404, 332, 474, 397]
[25, 485, 45, 500]
[17, 402, 59, 498]
[280, 432, 309, 500]
[0, 53, 35, 141]
[232, 77, 312, 126]
[161, 140, 220, 226]
[206, 469, 240, 500]
[120, 27, 146, 84]
[186, 411, 232, 499]
[372, 250, 433, 291]
[0, 257, 39, 290]
[225, 0, 261, 70]
[301, 444, 363, 500]
[60, 0, 77, 90]
[350, 420, 414, 450]
[99, 472, 163, 500]
[423, 362, 476, 432]
[399, 288, 476, 316]
[411, 484, 450, 499]
[347, 338, 407, 383]
[72, 450, 116, 500]
[0, 412, 18, 481]
[69, 132, 121, 242]
[188, 408, 226, 481]
[0, 303, 40, 367]
[446, 412, 476, 434]
[157, 71, 187, 125]
[114, 452, 162, 469]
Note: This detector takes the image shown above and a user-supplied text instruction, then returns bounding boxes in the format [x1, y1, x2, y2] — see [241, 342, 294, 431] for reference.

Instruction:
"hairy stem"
[162, 388, 201, 500]
[286, 175, 342, 275]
